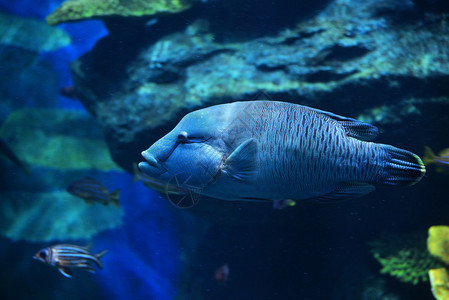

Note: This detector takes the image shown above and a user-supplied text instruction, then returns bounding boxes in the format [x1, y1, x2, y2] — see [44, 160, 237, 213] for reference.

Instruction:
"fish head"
[139, 107, 230, 191]
[33, 247, 51, 264]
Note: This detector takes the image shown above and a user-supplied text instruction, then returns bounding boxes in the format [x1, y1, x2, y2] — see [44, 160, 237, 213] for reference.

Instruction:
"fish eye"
[177, 131, 188, 142]
[39, 251, 47, 259]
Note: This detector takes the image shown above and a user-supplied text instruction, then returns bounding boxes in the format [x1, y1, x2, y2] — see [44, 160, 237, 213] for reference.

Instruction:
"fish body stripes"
[139, 101, 425, 203]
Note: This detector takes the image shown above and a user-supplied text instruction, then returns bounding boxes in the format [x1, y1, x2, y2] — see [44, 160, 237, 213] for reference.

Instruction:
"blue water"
[0, 1, 197, 299]
[0, 0, 448, 299]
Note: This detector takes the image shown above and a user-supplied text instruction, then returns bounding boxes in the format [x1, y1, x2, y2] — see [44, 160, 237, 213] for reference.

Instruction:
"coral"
[46, 0, 199, 25]
[0, 11, 70, 52]
[428, 226, 449, 264]
[372, 249, 433, 285]
[429, 268, 449, 300]
[369, 231, 442, 285]
[357, 97, 449, 125]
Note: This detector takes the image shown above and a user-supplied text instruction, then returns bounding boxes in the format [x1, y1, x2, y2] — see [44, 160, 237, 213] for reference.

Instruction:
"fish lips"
[139, 151, 167, 177]
[33, 253, 46, 264]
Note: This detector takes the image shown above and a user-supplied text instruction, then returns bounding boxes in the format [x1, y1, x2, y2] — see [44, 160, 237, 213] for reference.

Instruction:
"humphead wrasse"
[139, 101, 425, 204]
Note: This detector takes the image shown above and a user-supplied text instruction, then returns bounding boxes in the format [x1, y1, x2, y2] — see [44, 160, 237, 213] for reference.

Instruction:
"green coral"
[429, 268, 449, 300]
[369, 231, 443, 285]
[428, 225, 449, 264]
[46, 0, 199, 25]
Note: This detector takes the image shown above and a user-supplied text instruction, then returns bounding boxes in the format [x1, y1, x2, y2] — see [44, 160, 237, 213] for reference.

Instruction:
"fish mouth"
[139, 151, 166, 176]
[33, 255, 45, 263]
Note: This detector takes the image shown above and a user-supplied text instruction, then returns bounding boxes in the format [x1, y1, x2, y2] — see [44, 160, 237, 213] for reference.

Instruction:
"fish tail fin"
[423, 146, 436, 165]
[381, 145, 426, 186]
[110, 189, 120, 208]
[94, 250, 108, 269]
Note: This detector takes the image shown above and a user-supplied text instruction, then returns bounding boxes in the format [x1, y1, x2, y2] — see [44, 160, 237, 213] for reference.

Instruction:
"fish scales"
[139, 101, 425, 203]
[241, 103, 356, 198]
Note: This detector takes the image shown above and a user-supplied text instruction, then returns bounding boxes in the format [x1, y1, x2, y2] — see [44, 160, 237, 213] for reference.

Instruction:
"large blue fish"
[139, 101, 425, 203]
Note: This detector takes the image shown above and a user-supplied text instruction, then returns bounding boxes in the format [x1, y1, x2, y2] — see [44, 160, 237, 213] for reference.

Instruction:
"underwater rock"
[0, 190, 123, 242]
[369, 231, 442, 285]
[0, 108, 124, 242]
[70, 0, 449, 172]
[46, 0, 200, 25]
[0, 11, 70, 52]
[429, 268, 449, 300]
[0, 108, 120, 171]
[0, 46, 60, 122]
[356, 97, 449, 125]
[428, 226, 449, 264]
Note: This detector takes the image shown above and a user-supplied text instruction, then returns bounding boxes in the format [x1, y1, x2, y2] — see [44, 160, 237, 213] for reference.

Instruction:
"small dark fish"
[67, 177, 120, 208]
[423, 146, 449, 173]
[214, 263, 230, 284]
[33, 244, 107, 278]
[0, 137, 29, 174]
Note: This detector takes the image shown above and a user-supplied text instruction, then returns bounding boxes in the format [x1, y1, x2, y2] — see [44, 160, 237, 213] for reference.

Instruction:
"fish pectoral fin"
[314, 182, 375, 202]
[84, 266, 96, 273]
[223, 139, 258, 181]
[58, 267, 72, 278]
[339, 119, 378, 142]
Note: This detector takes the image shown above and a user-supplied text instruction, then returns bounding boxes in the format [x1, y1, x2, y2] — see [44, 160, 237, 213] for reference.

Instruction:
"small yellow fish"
[33, 244, 107, 278]
[66, 177, 120, 208]
[423, 146, 449, 173]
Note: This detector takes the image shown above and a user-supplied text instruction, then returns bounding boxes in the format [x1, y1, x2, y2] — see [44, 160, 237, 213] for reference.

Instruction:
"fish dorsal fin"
[339, 120, 378, 141]
[94, 250, 108, 269]
[308, 107, 378, 141]
[58, 267, 72, 278]
[223, 139, 258, 181]
[314, 182, 375, 202]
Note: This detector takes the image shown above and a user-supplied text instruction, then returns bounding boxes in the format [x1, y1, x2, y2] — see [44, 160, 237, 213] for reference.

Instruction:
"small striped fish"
[139, 101, 425, 204]
[33, 244, 107, 278]
[66, 177, 120, 208]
